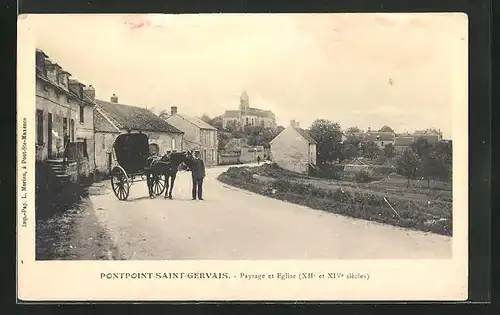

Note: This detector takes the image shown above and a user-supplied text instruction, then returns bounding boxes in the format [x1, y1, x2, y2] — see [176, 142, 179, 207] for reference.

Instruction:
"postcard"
[17, 13, 468, 301]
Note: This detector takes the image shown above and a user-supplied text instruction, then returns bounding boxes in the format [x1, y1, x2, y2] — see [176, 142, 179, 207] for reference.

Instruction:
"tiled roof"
[294, 127, 316, 144]
[223, 110, 240, 118]
[94, 110, 120, 133]
[174, 114, 217, 130]
[95, 99, 184, 134]
[246, 108, 275, 118]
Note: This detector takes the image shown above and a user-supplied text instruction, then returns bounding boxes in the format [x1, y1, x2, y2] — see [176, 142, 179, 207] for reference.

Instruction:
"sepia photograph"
[18, 13, 468, 301]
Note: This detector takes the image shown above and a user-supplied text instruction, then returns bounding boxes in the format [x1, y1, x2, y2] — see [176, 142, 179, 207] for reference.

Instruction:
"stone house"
[222, 91, 277, 130]
[269, 120, 317, 174]
[165, 106, 218, 167]
[35, 48, 96, 181]
[94, 96, 184, 174]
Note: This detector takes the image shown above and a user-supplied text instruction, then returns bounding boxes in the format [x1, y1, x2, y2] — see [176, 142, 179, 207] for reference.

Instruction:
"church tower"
[239, 90, 250, 112]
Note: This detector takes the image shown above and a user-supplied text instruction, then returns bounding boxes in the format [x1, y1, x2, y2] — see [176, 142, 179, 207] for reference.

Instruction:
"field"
[217, 163, 453, 236]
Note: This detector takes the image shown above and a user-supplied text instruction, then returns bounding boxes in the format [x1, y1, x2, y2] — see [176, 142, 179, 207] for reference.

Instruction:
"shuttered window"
[36, 110, 44, 145]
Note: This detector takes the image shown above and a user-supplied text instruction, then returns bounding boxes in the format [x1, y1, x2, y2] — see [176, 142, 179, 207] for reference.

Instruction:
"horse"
[146, 151, 194, 199]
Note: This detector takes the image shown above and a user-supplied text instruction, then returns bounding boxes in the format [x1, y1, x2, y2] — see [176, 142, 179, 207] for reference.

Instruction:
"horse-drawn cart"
[110, 133, 167, 201]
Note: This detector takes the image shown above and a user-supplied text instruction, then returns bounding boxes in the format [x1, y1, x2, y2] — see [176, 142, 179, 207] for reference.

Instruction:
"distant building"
[239, 145, 266, 164]
[222, 91, 277, 130]
[165, 106, 218, 167]
[394, 136, 415, 151]
[269, 120, 317, 174]
[35, 48, 96, 181]
[394, 130, 443, 151]
[350, 127, 396, 148]
[94, 96, 184, 174]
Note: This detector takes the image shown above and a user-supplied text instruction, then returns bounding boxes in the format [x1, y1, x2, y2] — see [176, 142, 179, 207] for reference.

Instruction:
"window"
[83, 138, 88, 158]
[246, 117, 249, 125]
[102, 134, 106, 150]
[36, 110, 44, 145]
[79, 106, 84, 123]
[171, 138, 176, 151]
[70, 119, 75, 142]
[63, 118, 68, 145]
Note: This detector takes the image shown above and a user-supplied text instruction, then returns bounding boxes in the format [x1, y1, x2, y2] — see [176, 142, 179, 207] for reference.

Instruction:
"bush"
[332, 187, 352, 202]
[316, 164, 343, 180]
[371, 166, 395, 177]
[271, 179, 292, 192]
[354, 170, 371, 183]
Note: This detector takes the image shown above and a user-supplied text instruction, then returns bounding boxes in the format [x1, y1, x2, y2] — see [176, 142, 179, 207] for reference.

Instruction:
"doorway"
[63, 118, 68, 148]
[107, 152, 112, 174]
[47, 113, 53, 158]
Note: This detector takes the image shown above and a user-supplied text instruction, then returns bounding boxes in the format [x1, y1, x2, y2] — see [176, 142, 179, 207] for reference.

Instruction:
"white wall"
[35, 78, 79, 160]
[270, 127, 311, 174]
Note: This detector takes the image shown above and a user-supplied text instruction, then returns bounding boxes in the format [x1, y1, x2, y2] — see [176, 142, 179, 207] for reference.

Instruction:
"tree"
[341, 138, 361, 159]
[395, 149, 421, 187]
[217, 131, 231, 151]
[379, 125, 394, 133]
[432, 140, 453, 183]
[410, 138, 433, 159]
[383, 143, 396, 159]
[360, 140, 381, 159]
[345, 126, 361, 135]
[225, 120, 243, 136]
[200, 114, 212, 123]
[420, 151, 442, 188]
[308, 119, 343, 164]
[209, 116, 223, 130]
[275, 126, 285, 134]
[243, 125, 276, 148]
[157, 109, 170, 121]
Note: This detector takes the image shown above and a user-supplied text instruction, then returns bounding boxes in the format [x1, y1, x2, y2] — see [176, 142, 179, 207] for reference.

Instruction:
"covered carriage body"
[110, 133, 167, 200]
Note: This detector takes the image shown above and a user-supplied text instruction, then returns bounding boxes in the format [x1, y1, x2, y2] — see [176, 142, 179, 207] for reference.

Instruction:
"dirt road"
[90, 164, 452, 260]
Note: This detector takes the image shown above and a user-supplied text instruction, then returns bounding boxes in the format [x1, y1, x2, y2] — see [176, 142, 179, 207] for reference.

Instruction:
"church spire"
[239, 90, 249, 111]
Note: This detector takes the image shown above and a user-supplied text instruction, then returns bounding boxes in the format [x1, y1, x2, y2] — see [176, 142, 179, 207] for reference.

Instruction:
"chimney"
[110, 94, 118, 103]
[83, 85, 95, 100]
[171, 106, 178, 116]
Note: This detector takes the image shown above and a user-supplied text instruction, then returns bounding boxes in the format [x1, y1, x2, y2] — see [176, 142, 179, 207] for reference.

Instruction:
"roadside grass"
[217, 164, 452, 236]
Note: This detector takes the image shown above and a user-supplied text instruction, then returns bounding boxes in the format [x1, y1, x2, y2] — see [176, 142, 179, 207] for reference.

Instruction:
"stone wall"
[94, 132, 119, 174]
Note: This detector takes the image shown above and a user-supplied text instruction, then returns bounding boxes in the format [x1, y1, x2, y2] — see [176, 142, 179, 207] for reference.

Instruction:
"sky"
[26, 13, 467, 138]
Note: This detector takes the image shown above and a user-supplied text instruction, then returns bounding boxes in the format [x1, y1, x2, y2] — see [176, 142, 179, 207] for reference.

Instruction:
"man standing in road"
[191, 151, 205, 200]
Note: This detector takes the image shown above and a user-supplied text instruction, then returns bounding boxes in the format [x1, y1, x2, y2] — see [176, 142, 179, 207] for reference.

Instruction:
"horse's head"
[167, 152, 193, 168]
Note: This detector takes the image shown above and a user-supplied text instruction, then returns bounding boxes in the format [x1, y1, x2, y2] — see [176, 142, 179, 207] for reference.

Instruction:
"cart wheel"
[151, 174, 166, 196]
[111, 167, 130, 201]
